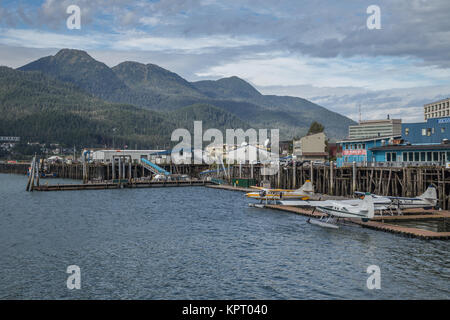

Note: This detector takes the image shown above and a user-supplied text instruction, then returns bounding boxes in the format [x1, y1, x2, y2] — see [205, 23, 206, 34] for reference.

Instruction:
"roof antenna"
[358, 104, 362, 123]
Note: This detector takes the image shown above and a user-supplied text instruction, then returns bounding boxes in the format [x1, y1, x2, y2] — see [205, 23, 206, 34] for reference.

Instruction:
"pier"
[1, 161, 449, 209]
[33, 180, 211, 191]
[264, 205, 450, 240]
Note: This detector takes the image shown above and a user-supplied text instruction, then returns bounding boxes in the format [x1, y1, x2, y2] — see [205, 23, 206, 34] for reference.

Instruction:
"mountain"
[17, 49, 356, 140]
[113, 61, 203, 98]
[193, 76, 262, 100]
[18, 49, 127, 100]
[0, 67, 248, 149]
[192, 77, 355, 138]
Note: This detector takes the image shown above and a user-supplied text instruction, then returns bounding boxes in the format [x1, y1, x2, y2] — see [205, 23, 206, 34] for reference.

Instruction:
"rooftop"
[370, 144, 450, 151]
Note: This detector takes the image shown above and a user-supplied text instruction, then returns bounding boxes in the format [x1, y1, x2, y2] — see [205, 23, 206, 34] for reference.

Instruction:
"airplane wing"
[250, 186, 295, 192]
[383, 196, 421, 201]
[249, 186, 268, 191]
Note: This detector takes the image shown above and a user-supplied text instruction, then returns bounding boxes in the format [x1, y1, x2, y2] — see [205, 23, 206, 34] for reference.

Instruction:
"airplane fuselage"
[316, 204, 370, 219]
[246, 192, 308, 200]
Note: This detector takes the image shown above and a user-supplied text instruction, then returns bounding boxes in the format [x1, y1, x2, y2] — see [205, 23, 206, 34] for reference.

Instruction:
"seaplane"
[353, 185, 438, 214]
[280, 193, 375, 229]
[246, 180, 314, 207]
[280, 185, 438, 218]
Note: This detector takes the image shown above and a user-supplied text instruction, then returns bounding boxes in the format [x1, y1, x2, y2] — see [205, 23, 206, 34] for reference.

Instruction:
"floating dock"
[33, 180, 211, 191]
[264, 205, 450, 240]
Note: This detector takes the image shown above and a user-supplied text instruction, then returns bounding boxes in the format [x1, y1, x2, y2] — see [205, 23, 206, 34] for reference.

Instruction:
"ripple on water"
[0, 173, 449, 299]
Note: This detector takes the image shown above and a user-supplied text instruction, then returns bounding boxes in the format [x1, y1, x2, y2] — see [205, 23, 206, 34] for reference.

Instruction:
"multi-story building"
[402, 117, 450, 145]
[293, 132, 328, 162]
[424, 98, 450, 120]
[348, 119, 402, 139]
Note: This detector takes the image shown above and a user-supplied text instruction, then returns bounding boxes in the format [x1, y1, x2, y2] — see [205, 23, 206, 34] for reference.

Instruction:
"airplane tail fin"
[418, 185, 438, 208]
[359, 193, 374, 219]
[296, 180, 314, 195]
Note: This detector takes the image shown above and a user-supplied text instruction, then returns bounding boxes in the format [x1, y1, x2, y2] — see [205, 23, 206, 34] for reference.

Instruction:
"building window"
[386, 152, 397, 162]
[402, 152, 407, 162]
[405, 128, 409, 135]
[427, 152, 432, 162]
[422, 129, 426, 136]
[408, 152, 414, 162]
[414, 152, 420, 161]
[442, 127, 445, 133]
[420, 152, 426, 162]
[433, 152, 439, 161]
[362, 143, 366, 149]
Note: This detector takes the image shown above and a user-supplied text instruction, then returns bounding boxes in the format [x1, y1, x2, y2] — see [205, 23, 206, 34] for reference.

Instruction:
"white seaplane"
[281, 185, 437, 214]
[354, 185, 438, 212]
[246, 180, 314, 207]
[280, 193, 375, 229]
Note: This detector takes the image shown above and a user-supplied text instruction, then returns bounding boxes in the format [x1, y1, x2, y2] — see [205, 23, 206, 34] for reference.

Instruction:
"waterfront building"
[402, 117, 450, 145]
[370, 143, 450, 167]
[424, 98, 450, 120]
[348, 119, 402, 139]
[87, 149, 172, 164]
[336, 135, 401, 167]
[293, 132, 328, 162]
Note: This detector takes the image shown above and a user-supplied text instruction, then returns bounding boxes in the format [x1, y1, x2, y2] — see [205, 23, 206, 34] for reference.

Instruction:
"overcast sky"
[1, 0, 449, 122]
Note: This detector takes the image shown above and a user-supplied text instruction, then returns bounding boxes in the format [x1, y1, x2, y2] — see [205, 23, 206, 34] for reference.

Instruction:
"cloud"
[195, 52, 450, 90]
[1, 0, 450, 124]
[2, 0, 450, 68]
[258, 83, 450, 123]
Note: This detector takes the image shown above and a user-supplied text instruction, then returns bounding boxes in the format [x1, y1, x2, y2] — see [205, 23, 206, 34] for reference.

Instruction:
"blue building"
[336, 135, 401, 167]
[370, 144, 450, 166]
[402, 117, 450, 145]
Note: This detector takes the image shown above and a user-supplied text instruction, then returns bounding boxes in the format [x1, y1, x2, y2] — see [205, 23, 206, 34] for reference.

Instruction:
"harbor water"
[0, 173, 448, 299]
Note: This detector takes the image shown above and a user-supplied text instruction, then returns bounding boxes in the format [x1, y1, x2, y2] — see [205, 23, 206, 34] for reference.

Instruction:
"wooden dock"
[33, 180, 211, 191]
[264, 205, 450, 240]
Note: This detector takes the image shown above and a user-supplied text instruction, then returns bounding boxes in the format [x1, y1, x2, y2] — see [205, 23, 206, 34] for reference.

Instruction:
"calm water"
[0, 173, 448, 299]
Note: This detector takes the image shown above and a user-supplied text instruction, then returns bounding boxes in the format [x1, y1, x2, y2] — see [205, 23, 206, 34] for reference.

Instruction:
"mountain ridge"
[17, 48, 356, 140]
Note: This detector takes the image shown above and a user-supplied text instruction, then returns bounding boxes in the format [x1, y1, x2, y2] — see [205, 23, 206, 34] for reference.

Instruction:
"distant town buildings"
[348, 119, 402, 139]
[424, 98, 450, 120]
[337, 99, 450, 168]
[0, 136, 20, 142]
[293, 132, 328, 162]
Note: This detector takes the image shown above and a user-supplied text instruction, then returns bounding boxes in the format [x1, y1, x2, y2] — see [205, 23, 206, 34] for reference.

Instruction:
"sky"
[1, 0, 450, 123]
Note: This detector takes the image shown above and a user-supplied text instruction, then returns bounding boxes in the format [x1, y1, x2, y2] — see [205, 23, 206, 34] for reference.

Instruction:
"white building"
[86, 149, 172, 165]
[424, 98, 450, 120]
[348, 119, 402, 139]
[225, 144, 278, 164]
